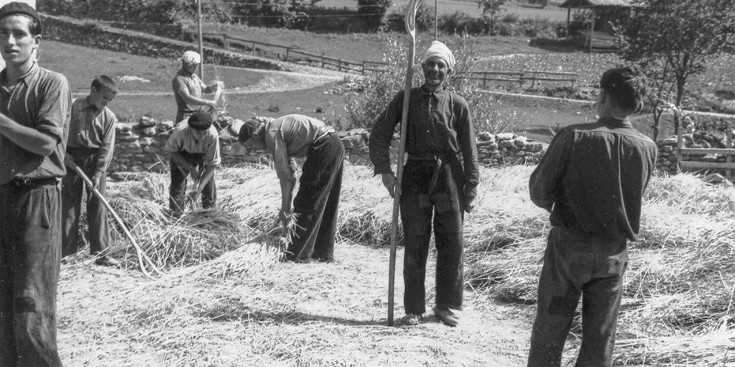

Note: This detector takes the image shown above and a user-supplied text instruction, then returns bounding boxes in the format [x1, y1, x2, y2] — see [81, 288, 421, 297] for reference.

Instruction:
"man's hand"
[92, 172, 103, 190]
[464, 195, 475, 213]
[64, 154, 75, 169]
[381, 173, 398, 198]
[278, 209, 290, 226]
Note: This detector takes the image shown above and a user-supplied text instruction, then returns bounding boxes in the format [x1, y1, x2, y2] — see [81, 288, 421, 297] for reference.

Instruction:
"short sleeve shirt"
[0, 64, 72, 185]
[264, 114, 332, 182]
[172, 70, 205, 123]
[68, 97, 117, 172]
[164, 125, 221, 167]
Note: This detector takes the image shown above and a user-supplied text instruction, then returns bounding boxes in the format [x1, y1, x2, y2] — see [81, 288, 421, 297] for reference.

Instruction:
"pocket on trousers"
[40, 187, 50, 229]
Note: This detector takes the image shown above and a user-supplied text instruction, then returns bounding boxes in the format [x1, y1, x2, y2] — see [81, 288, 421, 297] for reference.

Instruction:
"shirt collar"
[81, 96, 99, 111]
[598, 116, 632, 128]
[417, 84, 447, 97]
[0, 61, 39, 86]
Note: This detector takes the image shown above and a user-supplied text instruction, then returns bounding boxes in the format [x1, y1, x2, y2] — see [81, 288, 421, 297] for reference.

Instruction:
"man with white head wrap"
[172, 50, 223, 124]
[369, 40, 480, 327]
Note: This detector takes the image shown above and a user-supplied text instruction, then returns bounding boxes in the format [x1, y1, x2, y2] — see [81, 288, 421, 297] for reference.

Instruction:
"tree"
[616, 0, 735, 138]
[357, 0, 391, 32]
[478, 0, 506, 35]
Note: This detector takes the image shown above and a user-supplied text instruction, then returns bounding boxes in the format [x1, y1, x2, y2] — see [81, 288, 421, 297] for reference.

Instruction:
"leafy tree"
[357, 0, 391, 32]
[616, 0, 735, 138]
[478, 0, 506, 35]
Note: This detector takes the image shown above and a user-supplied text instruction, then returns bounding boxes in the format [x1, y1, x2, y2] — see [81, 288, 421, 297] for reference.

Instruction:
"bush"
[346, 34, 522, 134]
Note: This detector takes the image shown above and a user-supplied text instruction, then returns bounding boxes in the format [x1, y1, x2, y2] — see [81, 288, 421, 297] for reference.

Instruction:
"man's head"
[0, 2, 41, 67]
[187, 111, 213, 138]
[597, 66, 647, 116]
[88, 75, 118, 110]
[421, 41, 455, 91]
[238, 117, 266, 150]
[181, 50, 201, 74]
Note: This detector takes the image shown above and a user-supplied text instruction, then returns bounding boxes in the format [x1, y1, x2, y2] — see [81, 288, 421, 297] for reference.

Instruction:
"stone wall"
[108, 119, 548, 173]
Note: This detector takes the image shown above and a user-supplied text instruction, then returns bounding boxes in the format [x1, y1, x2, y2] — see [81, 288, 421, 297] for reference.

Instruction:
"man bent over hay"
[527, 66, 657, 366]
[369, 41, 479, 327]
[238, 114, 344, 262]
[165, 111, 221, 217]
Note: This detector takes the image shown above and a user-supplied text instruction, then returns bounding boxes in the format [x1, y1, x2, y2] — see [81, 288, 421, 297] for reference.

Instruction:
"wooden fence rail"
[456, 70, 578, 88]
[677, 120, 735, 179]
[202, 32, 388, 74]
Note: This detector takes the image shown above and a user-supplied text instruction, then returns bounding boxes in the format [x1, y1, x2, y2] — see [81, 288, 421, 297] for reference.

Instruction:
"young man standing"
[0, 2, 71, 366]
[238, 114, 344, 262]
[165, 110, 220, 217]
[369, 41, 480, 327]
[527, 66, 657, 366]
[172, 50, 222, 124]
[62, 75, 119, 266]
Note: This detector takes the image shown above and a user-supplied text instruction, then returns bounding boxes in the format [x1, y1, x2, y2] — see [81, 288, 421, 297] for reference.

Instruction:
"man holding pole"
[0, 2, 71, 365]
[62, 75, 119, 266]
[369, 41, 479, 327]
[172, 50, 222, 124]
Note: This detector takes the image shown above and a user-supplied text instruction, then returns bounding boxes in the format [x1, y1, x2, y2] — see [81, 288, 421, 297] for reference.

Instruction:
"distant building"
[559, 0, 640, 51]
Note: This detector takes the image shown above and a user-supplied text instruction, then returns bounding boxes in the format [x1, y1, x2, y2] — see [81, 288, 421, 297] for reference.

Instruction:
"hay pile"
[463, 167, 735, 364]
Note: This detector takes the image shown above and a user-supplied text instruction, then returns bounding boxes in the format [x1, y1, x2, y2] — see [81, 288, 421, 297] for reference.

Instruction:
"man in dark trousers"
[165, 110, 221, 217]
[238, 114, 344, 263]
[527, 66, 657, 366]
[0, 2, 72, 366]
[62, 75, 119, 266]
[369, 40, 480, 327]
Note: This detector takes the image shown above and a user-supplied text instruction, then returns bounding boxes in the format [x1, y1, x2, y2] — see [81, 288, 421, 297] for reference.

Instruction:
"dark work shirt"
[0, 63, 71, 185]
[369, 86, 480, 196]
[529, 117, 657, 241]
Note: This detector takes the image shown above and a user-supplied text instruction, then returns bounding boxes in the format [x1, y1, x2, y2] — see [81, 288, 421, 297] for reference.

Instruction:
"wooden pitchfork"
[68, 161, 164, 279]
[388, 0, 422, 326]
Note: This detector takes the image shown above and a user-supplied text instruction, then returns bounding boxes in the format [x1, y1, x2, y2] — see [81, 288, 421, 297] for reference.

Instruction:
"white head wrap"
[181, 50, 201, 65]
[423, 40, 455, 70]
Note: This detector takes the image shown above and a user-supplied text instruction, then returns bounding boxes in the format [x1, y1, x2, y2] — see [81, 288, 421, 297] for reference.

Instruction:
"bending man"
[239, 114, 344, 262]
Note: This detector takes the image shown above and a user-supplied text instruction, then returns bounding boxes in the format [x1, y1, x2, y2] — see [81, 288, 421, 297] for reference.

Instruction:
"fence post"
[727, 120, 732, 179]
[251, 42, 256, 55]
[362, 61, 366, 75]
[285, 48, 290, 62]
[676, 125, 684, 173]
[222, 34, 229, 50]
[482, 72, 487, 89]
[321, 54, 325, 68]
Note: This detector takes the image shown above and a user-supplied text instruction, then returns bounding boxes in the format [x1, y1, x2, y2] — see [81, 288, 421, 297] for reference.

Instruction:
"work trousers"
[400, 158, 465, 315]
[61, 147, 109, 257]
[287, 133, 344, 262]
[0, 180, 63, 367]
[169, 151, 216, 216]
[528, 227, 628, 367]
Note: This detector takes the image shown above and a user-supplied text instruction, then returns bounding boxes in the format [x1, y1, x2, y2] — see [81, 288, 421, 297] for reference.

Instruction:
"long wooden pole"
[197, 0, 204, 79]
[68, 161, 164, 279]
[388, 0, 421, 326]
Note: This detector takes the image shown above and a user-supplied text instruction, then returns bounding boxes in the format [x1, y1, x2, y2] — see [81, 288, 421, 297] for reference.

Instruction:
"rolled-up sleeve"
[369, 91, 403, 175]
[529, 130, 570, 211]
[267, 130, 294, 182]
[36, 73, 70, 142]
[96, 112, 117, 173]
[164, 130, 183, 153]
[205, 130, 221, 167]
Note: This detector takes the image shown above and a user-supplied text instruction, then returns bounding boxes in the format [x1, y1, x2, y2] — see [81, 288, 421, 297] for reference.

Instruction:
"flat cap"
[0, 2, 41, 30]
[187, 111, 214, 131]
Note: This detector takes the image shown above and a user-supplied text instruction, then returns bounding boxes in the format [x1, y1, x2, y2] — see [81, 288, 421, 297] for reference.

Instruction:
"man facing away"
[172, 50, 222, 124]
[369, 40, 480, 327]
[238, 114, 344, 262]
[62, 75, 119, 267]
[527, 66, 657, 366]
[0, 2, 72, 366]
[165, 110, 220, 218]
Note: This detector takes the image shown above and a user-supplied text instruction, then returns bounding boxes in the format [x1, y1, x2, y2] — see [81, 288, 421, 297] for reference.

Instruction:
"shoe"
[433, 307, 459, 327]
[94, 255, 120, 267]
[400, 313, 422, 326]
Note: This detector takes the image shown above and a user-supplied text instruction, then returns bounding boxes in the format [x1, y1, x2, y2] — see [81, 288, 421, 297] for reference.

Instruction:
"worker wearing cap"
[164, 110, 221, 217]
[238, 114, 344, 262]
[369, 41, 479, 327]
[172, 50, 223, 124]
[0, 2, 71, 366]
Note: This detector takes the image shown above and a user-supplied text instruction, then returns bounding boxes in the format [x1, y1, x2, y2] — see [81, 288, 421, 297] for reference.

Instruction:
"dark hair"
[91, 75, 119, 94]
[600, 66, 647, 113]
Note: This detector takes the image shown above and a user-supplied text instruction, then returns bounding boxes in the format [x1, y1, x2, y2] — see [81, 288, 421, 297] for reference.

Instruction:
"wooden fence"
[677, 120, 735, 179]
[202, 32, 388, 74]
[456, 70, 578, 88]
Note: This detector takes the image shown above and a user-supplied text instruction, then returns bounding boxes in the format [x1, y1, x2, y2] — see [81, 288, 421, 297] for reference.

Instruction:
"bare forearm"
[0, 114, 57, 156]
[197, 166, 216, 191]
[170, 152, 194, 174]
[279, 177, 296, 213]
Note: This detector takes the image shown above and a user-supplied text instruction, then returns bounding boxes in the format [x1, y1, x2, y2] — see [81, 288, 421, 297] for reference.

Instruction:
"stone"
[496, 133, 516, 141]
[138, 116, 157, 128]
[656, 138, 678, 147]
[477, 132, 494, 142]
[140, 127, 157, 136]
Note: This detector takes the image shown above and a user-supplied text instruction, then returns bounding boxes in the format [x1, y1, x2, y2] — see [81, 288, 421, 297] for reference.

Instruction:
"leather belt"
[1, 177, 58, 189]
